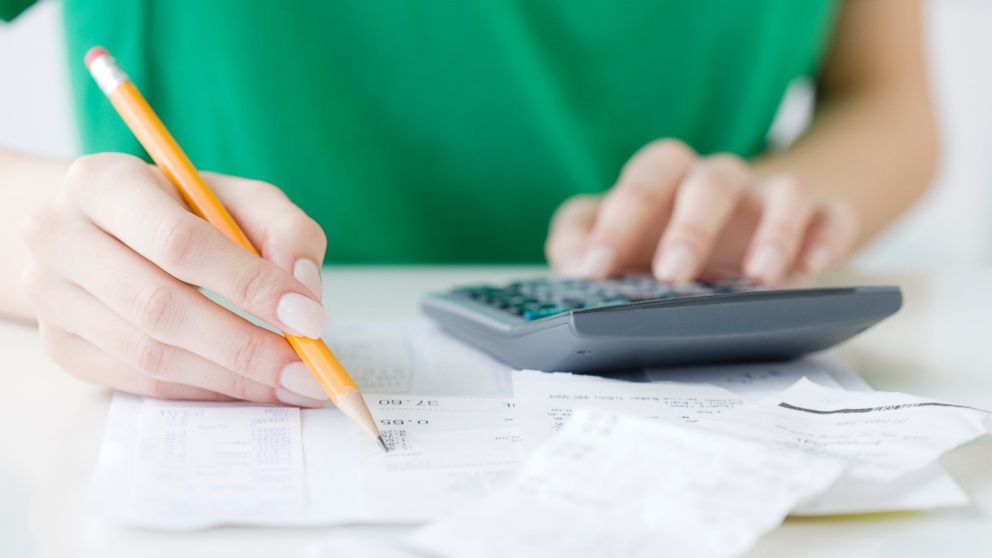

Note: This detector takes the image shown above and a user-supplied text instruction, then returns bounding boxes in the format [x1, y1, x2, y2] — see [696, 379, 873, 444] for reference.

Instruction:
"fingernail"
[279, 361, 328, 400]
[805, 245, 833, 274]
[654, 244, 696, 282]
[275, 388, 327, 408]
[745, 244, 785, 283]
[276, 292, 328, 338]
[293, 258, 323, 300]
[567, 246, 615, 278]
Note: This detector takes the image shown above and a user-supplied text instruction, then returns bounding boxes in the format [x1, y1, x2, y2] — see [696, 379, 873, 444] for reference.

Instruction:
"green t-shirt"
[3, 1, 837, 264]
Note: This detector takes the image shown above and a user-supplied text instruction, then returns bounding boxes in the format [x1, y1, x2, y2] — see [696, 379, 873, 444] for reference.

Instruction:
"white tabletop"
[1, 266, 989, 558]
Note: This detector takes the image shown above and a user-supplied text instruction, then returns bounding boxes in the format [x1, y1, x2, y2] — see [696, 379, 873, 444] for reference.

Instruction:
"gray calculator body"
[422, 279, 902, 372]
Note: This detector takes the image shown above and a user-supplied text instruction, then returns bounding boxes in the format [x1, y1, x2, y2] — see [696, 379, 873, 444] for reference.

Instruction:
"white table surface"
[1, 266, 989, 558]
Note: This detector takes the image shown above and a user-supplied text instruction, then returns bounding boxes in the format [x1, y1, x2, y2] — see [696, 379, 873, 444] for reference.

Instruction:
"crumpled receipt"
[704, 378, 991, 514]
[411, 409, 845, 558]
[413, 379, 991, 558]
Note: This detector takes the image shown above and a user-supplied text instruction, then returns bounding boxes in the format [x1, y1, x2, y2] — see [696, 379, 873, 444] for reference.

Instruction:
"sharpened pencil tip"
[377, 436, 389, 452]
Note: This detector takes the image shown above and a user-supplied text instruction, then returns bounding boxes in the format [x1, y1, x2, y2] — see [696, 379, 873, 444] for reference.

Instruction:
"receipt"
[412, 409, 844, 558]
[704, 378, 991, 514]
[512, 370, 743, 452]
[95, 392, 523, 529]
[712, 378, 991, 481]
[352, 394, 521, 521]
[511, 372, 987, 517]
[130, 401, 306, 529]
[294, 393, 523, 525]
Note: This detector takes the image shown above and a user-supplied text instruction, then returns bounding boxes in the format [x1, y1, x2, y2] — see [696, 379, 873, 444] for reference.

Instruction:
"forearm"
[0, 148, 70, 322]
[754, 84, 937, 246]
[754, 0, 936, 249]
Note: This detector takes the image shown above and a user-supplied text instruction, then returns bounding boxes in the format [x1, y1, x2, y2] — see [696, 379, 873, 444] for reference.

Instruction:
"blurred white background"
[2, 1, 990, 269]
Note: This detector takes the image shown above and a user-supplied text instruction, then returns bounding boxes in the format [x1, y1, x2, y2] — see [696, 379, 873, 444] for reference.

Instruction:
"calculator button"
[522, 306, 569, 321]
[452, 276, 756, 319]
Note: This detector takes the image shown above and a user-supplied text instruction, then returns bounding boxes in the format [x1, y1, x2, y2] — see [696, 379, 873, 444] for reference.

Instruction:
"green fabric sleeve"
[0, 0, 34, 21]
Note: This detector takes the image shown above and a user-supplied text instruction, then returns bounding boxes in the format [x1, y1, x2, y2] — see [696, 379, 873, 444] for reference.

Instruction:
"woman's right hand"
[21, 153, 332, 406]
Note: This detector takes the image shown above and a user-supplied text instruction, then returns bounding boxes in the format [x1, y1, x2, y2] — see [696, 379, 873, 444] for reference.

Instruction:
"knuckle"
[692, 158, 746, 195]
[131, 284, 180, 334]
[133, 336, 170, 378]
[668, 219, 716, 249]
[553, 194, 591, 220]
[643, 139, 695, 164]
[64, 153, 142, 199]
[616, 179, 668, 208]
[568, 193, 599, 207]
[705, 153, 749, 178]
[235, 262, 278, 311]
[622, 139, 695, 179]
[63, 155, 105, 193]
[155, 215, 200, 268]
[231, 332, 267, 375]
[245, 179, 286, 197]
[264, 211, 327, 257]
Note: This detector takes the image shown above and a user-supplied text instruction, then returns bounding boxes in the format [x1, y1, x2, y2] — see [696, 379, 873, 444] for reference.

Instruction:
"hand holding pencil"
[19, 46, 384, 448]
[85, 46, 384, 448]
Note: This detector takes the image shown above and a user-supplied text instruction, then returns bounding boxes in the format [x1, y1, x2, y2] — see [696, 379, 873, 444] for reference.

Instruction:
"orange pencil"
[84, 46, 386, 451]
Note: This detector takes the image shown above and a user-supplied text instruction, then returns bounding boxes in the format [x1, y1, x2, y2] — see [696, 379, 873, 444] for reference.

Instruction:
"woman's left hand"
[545, 140, 859, 285]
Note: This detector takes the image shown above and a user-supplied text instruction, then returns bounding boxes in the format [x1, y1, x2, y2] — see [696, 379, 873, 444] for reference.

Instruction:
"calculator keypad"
[451, 276, 752, 321]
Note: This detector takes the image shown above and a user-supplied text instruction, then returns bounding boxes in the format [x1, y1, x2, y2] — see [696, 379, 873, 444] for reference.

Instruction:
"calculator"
[421, 276, 901, 372]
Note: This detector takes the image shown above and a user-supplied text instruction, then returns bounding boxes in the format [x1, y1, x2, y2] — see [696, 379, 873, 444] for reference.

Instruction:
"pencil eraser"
[84, 46, 108, 68]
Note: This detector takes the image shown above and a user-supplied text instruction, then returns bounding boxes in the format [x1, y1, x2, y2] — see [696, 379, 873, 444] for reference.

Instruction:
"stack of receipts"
[413, 376, 991, 558]
[510, 370, 988, 515]
[414, 408, 846, 558]
[89, 322, 991, 557]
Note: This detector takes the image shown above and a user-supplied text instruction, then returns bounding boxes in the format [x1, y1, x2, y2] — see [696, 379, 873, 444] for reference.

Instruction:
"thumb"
[206, 173, 327, 300]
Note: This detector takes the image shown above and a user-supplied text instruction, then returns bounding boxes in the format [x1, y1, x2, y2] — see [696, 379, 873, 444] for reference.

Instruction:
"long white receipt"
[709, 378, 990, 514]
[411, 409, 845, 558]
[92, 392, 521, 528]
[130, 401, 306, 528]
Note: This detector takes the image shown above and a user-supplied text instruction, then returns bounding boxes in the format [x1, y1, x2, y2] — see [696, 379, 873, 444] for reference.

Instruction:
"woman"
[0, 0, 935, 406]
